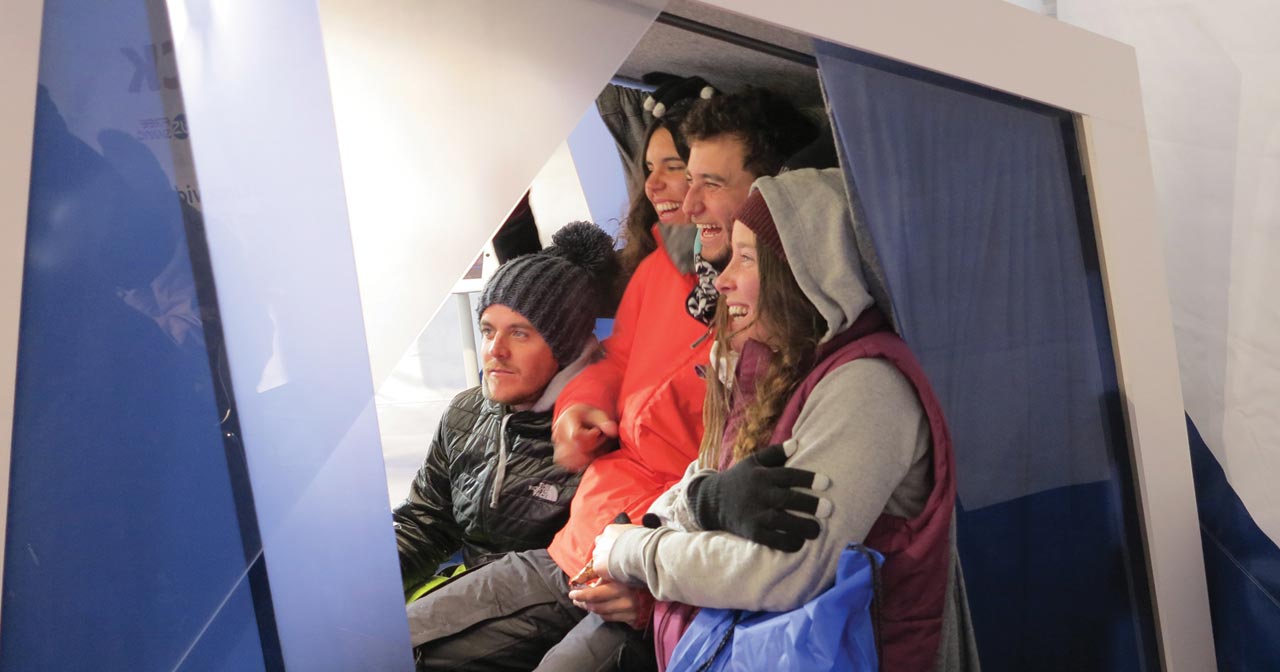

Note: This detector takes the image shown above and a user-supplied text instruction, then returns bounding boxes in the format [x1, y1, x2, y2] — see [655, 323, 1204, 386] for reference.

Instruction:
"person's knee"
[534, 613, 654, 672]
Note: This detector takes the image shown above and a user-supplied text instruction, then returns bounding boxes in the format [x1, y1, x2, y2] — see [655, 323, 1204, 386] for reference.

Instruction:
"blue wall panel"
[816, 41, 1159, 670]
[2, 2, 268, 669]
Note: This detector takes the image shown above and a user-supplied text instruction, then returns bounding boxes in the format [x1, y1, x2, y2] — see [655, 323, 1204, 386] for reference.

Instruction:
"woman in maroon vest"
[589, 168, 979, 671]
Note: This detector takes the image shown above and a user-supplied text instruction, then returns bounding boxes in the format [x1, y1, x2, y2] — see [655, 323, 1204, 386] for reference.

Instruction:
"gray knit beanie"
[477, 221, 618, 367]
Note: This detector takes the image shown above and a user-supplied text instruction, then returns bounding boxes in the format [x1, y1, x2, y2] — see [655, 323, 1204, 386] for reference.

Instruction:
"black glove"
[688, 443, 825, 552]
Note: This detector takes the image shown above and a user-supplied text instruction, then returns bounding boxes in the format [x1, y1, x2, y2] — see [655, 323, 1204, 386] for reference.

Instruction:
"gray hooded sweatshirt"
[606, 168, 978, 670]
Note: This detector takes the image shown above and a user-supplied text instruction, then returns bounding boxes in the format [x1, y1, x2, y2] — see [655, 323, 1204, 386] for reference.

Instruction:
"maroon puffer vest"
[770, 308, 957, 672]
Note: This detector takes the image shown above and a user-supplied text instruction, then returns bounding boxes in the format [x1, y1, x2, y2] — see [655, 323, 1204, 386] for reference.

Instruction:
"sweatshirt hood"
[658, 223, 698, 275]
[750, 168, 873, 344]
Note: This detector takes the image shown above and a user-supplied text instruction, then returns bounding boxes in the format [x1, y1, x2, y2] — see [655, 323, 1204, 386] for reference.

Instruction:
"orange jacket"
[547, 228, 711, 575]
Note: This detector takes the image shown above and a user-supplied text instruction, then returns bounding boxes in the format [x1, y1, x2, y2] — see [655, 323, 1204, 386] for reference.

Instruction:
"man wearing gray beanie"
[395, 221, 618, 603]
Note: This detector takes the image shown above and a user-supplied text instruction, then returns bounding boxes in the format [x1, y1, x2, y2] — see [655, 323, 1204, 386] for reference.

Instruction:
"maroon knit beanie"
[733, 188, 785, 262]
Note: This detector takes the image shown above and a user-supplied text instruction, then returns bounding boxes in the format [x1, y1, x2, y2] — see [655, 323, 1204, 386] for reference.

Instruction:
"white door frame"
[0, 0, 46, 636]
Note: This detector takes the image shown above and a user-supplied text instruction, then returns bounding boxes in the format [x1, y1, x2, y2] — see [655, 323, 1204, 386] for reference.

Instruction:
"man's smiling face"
[682, 134, 755, 269]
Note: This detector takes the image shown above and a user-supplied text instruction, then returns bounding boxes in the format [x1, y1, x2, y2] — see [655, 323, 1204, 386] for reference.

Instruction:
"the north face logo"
[529, 482, 559, 503]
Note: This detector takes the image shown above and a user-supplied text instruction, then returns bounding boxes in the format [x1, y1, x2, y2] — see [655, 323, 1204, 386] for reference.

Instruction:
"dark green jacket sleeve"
[392, 415, 464, 595]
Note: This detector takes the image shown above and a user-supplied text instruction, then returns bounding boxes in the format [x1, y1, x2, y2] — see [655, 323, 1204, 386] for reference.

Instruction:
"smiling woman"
[594, 169, 969, 671]
[643, 127, 689, 227]
[617, 81, 704, 286]
[712, 224, 764, 352]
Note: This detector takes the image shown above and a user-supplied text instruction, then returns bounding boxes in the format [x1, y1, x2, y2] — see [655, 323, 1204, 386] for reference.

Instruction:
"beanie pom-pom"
[551, 221, 618, 280]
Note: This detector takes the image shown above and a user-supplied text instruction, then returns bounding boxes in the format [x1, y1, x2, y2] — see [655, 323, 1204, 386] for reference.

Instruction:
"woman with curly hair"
[590, 168, 976, 671]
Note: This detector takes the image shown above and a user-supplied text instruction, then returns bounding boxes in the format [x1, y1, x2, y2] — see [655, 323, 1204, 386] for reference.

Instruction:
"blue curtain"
[816, 42, 1159, 670]
[1187, 415, 1280, 671]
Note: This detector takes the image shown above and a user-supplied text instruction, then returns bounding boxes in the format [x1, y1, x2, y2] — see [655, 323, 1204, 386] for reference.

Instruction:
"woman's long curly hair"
[698, 232, 827, 468]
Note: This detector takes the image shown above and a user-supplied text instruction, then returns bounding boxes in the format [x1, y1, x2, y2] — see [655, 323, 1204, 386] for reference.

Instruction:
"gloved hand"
[688, 441, 831, 552]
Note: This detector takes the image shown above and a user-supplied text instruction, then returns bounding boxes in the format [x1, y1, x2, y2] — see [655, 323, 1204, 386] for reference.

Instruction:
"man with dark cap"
[394, 221, 618, 602]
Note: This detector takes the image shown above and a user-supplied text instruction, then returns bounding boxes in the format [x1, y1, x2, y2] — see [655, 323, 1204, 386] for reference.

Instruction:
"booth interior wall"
[1056, 2, 1280, 669]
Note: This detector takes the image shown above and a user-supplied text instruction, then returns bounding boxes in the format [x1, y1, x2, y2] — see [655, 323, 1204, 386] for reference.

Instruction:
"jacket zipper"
[489, 412, 513, 508]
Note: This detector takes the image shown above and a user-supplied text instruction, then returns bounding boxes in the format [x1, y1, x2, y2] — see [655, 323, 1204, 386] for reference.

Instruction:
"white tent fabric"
[1057, 0, 1280, 551]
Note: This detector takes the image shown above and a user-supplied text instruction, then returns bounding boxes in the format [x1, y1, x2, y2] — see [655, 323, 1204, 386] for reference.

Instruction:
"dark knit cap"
[734, 189, 785, 263]
[477, 221, 618, 367]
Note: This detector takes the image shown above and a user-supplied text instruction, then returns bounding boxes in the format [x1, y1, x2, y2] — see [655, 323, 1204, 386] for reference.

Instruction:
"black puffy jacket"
[393, 386, 581, 594]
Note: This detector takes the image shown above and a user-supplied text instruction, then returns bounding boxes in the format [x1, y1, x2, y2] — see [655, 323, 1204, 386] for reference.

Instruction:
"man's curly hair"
[681, 87, 819, 178]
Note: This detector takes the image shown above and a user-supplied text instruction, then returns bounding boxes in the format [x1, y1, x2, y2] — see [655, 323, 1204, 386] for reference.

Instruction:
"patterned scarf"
[685, 255, 720, 325]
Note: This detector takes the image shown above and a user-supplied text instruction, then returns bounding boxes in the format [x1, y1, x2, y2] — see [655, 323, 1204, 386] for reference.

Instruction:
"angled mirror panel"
[316, 0, 667, 393]
[2, 0, 273, 669]
[165, 0, 412, 668]
[817, 41, 1160, 670]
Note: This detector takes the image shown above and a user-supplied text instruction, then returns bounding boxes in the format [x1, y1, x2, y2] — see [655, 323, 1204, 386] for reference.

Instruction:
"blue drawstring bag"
[667, 544, 882, 672]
